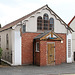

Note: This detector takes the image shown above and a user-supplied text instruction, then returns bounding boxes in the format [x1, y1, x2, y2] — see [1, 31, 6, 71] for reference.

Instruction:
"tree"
[0, 48, 2, 64]
[0, 24, 1, 28]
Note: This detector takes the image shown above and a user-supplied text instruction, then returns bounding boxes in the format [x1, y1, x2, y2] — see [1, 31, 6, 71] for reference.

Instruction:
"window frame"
[6, 34, 9, 50]
[43, 13, 49, 30]
[0, 36, 1, 48]
[37, 16, 42, 30]
[22, 25, 26, 33]
[36, 42, 40, 52]
[37, 14, 54, 31]
[49, 18, 54, 31]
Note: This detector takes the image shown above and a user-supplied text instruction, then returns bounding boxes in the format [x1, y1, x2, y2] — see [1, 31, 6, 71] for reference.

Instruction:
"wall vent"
[68, 39, 71, 58]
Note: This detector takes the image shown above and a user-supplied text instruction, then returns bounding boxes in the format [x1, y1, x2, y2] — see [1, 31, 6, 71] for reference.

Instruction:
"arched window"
[6, 34, 9, 50]
[43, 14, 49, 30]
[37, 16, 42, 30]
[49, 18, 54, 31]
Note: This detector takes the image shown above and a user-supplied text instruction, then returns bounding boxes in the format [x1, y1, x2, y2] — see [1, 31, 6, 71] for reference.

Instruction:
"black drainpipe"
[33, 39, 35, 65]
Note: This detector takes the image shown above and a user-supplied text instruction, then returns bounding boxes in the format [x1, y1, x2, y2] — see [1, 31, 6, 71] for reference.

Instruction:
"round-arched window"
[43, 14, 49, 30]
[49, 18, 54, 31]
[37, 16, 42, 30]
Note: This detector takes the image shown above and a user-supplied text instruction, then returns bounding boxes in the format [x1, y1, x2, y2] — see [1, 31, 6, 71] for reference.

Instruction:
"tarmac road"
[0, 63, 75, 75]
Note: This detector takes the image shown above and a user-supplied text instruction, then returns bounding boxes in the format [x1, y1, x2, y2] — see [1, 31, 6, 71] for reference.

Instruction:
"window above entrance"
[37, 14, 54, 31]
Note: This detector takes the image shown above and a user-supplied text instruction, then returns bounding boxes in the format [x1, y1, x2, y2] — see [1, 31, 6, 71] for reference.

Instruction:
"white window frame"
[22, 25, 26, 33]
[36, 42, 39, 52]
[6, 34, 9, 50]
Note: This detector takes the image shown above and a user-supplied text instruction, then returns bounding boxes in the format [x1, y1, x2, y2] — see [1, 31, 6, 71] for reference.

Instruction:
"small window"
[0, 36, 1, 48]
[36, 42, 39, 52]
[6, 34, 9, 50]
[22, 25, 26, 33]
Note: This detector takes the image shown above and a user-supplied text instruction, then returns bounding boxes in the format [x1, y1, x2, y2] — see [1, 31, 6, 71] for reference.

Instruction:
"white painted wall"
[12, 25, 22, 66]
[0, 29, 12, 63]
[69, 18, 75, 62]
[22, 6, 67, 33]
[69, 19, 75, 50]
[0, 25, 21, 66]
[67, 33, 73, 63]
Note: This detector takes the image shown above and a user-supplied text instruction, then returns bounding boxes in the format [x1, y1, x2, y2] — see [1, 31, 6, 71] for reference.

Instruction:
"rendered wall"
[12, 26, 22, 65]
[69, 19, 75, 51]
[22, 6, 67, 33]
[69, 18, 75, 62]
[0, 29, 12, 63]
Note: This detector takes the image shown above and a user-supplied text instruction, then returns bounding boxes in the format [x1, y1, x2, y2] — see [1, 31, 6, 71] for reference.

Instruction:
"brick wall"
[22, 32, 66, 66]
[35, 34, 66, 66]
[40, 41, 47, 66]
[55, 34, 66, 65]
[22, 33, 40, 65]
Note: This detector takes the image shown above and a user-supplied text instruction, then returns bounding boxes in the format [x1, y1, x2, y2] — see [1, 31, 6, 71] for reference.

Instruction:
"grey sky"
[0, 0, 75, 27]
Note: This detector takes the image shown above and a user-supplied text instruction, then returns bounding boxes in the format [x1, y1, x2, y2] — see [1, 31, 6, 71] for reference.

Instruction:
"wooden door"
[47, 43, 55, 65]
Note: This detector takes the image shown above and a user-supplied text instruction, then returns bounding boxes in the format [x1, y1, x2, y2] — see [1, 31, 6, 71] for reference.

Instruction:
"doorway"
[47, 42, 55, 65]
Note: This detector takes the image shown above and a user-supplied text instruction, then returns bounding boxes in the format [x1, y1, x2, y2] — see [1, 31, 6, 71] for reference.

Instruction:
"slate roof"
[34, 31, 50, 39]
[34, 31, 63, 40]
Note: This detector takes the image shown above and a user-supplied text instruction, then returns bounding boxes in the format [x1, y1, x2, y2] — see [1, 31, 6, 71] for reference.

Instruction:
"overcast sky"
[0, 0, 75, 27]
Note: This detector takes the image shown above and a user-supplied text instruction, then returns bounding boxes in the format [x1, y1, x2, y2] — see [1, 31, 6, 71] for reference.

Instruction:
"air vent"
[68, 39, 71, 58]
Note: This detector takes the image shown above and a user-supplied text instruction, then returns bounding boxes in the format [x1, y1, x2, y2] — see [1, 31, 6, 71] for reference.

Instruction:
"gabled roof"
[68, 16, 75, 26]
[34, 31, 63, 41]
[0, 5, 74, 32]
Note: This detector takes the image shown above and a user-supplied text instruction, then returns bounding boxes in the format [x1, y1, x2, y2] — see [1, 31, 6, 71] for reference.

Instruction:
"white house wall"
[69, 18, 75, 62]
[0, 29, 12, 63]
[0, 25, 21, 66]
[12, 26, 21, 65]
[24, 7, 67, 33]
[69, 19, 75, 52]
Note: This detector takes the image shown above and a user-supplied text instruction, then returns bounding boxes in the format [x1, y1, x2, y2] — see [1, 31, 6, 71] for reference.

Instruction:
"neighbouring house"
[68, 16, 75, 62]
[0, 5, 74, 66]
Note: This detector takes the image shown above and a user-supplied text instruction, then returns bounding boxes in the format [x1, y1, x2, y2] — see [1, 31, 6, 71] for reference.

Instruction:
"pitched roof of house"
[0, 5, 74, 32]
[34, 31, 63, 41]
[68, 16, 75, 26]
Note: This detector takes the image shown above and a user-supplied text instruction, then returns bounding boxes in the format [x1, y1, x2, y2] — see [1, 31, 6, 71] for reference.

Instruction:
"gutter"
[0, 27, 12, 32]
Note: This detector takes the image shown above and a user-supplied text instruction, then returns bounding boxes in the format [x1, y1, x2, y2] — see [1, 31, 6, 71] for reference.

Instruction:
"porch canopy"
[34, 31, 63, 41]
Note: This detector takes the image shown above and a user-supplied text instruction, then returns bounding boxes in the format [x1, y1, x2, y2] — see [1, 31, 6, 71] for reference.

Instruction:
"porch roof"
[34, 31, 63, 41]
